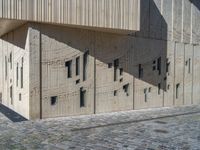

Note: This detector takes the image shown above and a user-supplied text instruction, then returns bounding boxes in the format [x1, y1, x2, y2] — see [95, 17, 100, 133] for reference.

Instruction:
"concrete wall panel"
[193, 45, 200, 104]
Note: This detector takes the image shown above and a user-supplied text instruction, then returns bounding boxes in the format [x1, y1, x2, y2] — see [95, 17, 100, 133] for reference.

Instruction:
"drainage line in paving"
[71, 110, 200, 132]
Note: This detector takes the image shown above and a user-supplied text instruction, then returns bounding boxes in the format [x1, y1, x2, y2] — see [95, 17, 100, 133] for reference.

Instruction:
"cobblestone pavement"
[0, 105, 200, 150]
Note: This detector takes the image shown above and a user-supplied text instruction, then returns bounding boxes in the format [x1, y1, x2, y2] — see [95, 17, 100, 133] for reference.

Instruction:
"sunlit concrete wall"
[0, 0, 140, 34]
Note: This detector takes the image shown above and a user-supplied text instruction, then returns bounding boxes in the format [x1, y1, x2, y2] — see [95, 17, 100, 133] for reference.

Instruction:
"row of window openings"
[114, 83, 130, 97]
[143, 83, 180, 102]
[5, 54, 24, 89]
[139, 57, 191, 79]
[51, 87, 87, 107]
[65, 51, 89, 82]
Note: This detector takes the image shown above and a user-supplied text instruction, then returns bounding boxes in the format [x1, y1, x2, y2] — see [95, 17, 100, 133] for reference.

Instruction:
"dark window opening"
[120, 68, 123, 76]
[10, 86, 13, 105]
[16, 63, 19, 87]
[166, 59, 170, 74]
[157, 57, 161, 75]
[158, 83, 161, 95]
[120, 78, 123, 82]
[114, 90, 118, 96]
[108, 63, 112, 68]
[76, 57, 80, 76]
[19, 93, 21, 101]
[10, 52, 12, 69]
[76, 79, 80, 84]
[144, 88, 148, 102]
[51, 96, 57, 105]
[167, 84, 170, 90]
[176, 83, 180, 99]
[188, 58, 191, 74]
[83, 51, 89, 81]
[123, 84, 130, 96]
[149, 87, 151, 93]
[5, 56, 7, 80]
[21, 57, 24, 88]
[114, 59, 119, 81]
[80, 88, 86, 107]
[139, 64, 143, 79]
[65, 60, 72, 78]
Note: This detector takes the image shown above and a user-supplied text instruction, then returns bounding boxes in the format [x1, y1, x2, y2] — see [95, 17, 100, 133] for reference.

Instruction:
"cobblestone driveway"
[0, 105, 200, 150]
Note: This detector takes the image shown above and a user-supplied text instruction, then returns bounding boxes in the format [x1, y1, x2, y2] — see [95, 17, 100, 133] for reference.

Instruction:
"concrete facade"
[0, 0, 200, 119]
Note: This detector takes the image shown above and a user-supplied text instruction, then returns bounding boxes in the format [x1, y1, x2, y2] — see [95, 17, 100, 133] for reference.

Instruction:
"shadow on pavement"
[0, 104, 27, 122]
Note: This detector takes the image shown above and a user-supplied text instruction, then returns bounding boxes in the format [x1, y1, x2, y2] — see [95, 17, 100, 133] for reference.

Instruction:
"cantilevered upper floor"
[0, 0, 140, 36]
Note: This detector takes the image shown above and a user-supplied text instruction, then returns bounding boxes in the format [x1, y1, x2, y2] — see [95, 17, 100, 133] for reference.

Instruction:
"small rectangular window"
[51, 96, 57, 105]
[139, 64, 143, 79]
[5, 56, 7, 80]
[114, 59, 119, 81]
[157, 57, 161, 75]
[10, 86, 13, 105]
[123, 84, 130, 96]
[120, 68, 123, 76]
[144, 88, 148, 102]
[65, 60, 72, 78]
[188, 58, 191, 74]
[21, 58, 24, 88]
[76, 57, 80, 76]
[80, 88, 86, 107]
[176, 83, 180, 99]
[114, 90, 118, 96]
[10, 52, 12, 69]
[83, 51, 89, 81]
[158, 83, 161, 95]
[19, 93, 22, 101]
[16, 63, 19, 87]
[108, 63, 112, 68]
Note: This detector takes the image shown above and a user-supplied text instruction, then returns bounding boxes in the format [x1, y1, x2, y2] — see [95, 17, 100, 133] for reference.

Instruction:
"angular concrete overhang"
[0, 0, 140, 36]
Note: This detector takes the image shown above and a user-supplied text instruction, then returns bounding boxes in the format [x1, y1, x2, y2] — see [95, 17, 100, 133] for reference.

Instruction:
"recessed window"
[10, 86, 13, 105]
[83, 51, 89, 81]
[108, 63, 112, 68]
[76, 79, 80, 84]
[166, 58, 170, 74]
[16, 63, 19, 87]
[120, 68, 123, 76]
[123, 84, 130, 96]
[158, 83, 161, 95]
[114, 59, 119, 81]
[21, 57, 24, 89]
[19, 93, 22, 101]
[157, 57, 161, 75]
[139, 64, 143, 79]
[114, 90, 118, 96]
[149, 87, 151, 93]
[176, 83, 180, 99]
[10, 52, 12, 69]
[80, 88, 86, 107]
[76, 57, 80, 76]
[51, 96, 58, 105]
[144, 88, 148, 102]
[65, 60, 72, 78]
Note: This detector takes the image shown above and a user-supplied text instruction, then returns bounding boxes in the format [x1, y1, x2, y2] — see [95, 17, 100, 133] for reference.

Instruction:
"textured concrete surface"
[0, 105, 200, 150]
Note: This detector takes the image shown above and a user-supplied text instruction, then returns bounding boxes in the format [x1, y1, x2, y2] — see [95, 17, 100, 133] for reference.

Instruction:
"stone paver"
[0, 105, 200, 149]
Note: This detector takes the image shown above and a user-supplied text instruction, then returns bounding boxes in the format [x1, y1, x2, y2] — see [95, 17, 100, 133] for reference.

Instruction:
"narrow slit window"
[5, 56, 7, 80]
[10, 52, 12, 69]
[83, 51, 89, 81]
[65, 60, 72, 78]
[123, 84, 130, 96]
[76, 57, 80, 76]
[114, 90, 118, 96]
[144, 88, 148, 102]
[158, 83, 161, 95]
[114, 59, 119, 81]
[176, 83, 180, 99]
[139, 64, 143, 79]
[10, 86, 13, 105]
[188, 58, 191, 74]
[21, 58, 24, 89]
[120, 68, 123, 76]
[16, 63, 19, 87]
[51, 96, 57, 105]
[80, 88, 86, 107]
[19, 93, 22, 101]
[157, 57, 161, 75]
[166, 58, 170, 74]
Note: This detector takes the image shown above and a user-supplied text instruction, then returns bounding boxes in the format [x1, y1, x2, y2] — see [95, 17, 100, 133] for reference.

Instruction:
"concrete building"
[0, 0, 200, 120]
